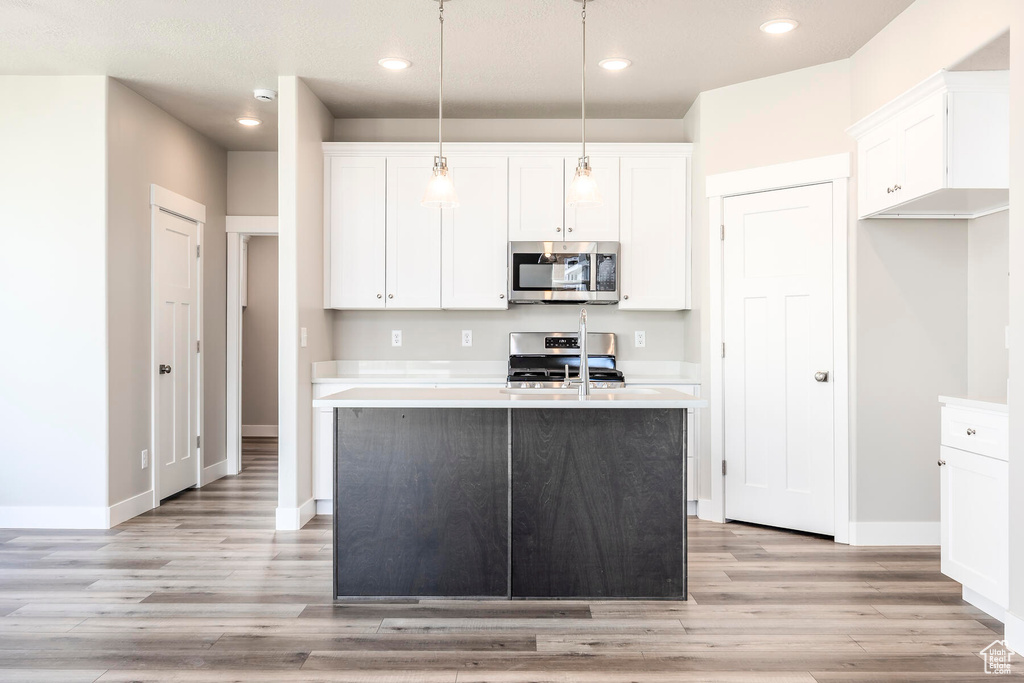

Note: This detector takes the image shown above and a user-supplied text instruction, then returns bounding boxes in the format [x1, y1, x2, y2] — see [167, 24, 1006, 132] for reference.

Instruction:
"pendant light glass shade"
[422, 0, 459, 209]
[566, 161, 602, 208]
[567, 0, 602, 208]
[422, 160, 459, 208]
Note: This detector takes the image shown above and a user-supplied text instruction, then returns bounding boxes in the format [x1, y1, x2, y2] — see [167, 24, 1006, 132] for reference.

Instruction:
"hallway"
[0, 438, 1017, 681]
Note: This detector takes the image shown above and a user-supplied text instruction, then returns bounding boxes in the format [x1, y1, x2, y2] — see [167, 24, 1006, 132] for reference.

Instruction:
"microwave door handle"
[589, 253, 597, 292]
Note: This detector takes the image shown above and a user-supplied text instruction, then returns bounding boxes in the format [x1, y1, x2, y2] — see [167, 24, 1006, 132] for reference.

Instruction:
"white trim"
[316, 499, 333, 516]
[276, 498, 317, 531]
[705, 153, 850, 199]
[323, 141, 693, 159]
[242, 425, 279, 437]
[0, 506, 109, 530]
[962, 586, 1006, 622]
[200, 458, 228, 487]
[1005, 612, 1024, 655]
[108, 490, 154, 528]
[226, 215, 279, 234]
[847, 522, 940, 546]
[686, 501, 698, 516]
[226, 232, 243, 476]
[150, 184, 207, 224]
[705, 155, 851, 543]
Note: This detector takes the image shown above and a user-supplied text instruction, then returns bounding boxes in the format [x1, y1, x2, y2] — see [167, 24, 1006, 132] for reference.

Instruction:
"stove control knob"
[534, 383, 542, 389]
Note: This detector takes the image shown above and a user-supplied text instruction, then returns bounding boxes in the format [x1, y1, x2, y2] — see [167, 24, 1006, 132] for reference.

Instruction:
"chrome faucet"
[561, 308, 591, 398]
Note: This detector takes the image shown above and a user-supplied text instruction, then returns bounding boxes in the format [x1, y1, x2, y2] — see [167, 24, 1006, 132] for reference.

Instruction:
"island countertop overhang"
[313, 386, 707, 409]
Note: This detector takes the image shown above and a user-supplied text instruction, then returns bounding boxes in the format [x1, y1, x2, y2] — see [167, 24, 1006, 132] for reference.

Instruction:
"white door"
[563, 156, 619, 241]
[508, 157, 565, 241]
[618, 157, 688, 310]
[386, 157, 442, 309]
[723, 183, 834, 535]
[441, 156, 509, 310]
[154, 208, 200, 500]
[327, 156, 386, 309]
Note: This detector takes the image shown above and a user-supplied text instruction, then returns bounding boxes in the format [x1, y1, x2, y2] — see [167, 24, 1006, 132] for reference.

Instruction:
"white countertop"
[939, 395, 1008, 413]
[314, 386, 707, 409]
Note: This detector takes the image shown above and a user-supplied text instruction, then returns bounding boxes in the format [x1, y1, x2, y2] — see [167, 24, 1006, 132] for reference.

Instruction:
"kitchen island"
[313, 386, 706, 600]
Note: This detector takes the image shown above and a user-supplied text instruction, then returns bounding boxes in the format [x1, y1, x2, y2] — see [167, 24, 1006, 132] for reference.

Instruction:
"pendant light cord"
[580, 0, 587, 165]
[438, 0, 445, 163]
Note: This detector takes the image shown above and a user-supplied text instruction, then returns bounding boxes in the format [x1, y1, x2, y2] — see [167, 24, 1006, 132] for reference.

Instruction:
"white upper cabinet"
[849, 70, 1009, 220]
[441, 157, 509, 310]
[619, 157, 689, 310]
[563, 156, 620, 241]
[508, 157, 566, 241]
[324, 156, 386, 309]
[386, 157, 442, 309]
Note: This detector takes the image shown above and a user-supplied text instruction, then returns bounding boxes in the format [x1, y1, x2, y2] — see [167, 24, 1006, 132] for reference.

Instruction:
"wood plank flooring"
[0, 437, 1019, 682]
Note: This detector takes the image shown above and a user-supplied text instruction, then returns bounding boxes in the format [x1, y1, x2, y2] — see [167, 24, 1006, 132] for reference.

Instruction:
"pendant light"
[566, 0, 602, 208]
[422, 0, 459, 208]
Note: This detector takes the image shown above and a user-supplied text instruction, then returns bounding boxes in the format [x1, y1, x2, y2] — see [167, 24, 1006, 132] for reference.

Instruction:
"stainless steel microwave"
[508, 241, 619, 304]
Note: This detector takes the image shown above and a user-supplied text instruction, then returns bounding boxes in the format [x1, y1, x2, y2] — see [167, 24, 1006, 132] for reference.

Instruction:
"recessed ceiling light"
[236, 117, 262, 127]
[599, 58, 632, 71]
[379, 57, 412, 70]
[760, 19, 799, 34]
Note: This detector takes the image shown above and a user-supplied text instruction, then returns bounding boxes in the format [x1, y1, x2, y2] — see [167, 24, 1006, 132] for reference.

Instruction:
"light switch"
[141, 449, 148, 469]
[300, 327, 308, 348]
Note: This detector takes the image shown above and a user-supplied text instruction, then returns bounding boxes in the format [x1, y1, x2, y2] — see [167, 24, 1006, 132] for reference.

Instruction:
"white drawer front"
[941, 406, 1008, 460]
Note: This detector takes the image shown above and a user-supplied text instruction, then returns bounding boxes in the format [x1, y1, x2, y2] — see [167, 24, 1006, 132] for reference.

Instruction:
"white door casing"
[723, 183, 835, 536]
[441, 156, 509, 310]
[153, 208, 200, 500]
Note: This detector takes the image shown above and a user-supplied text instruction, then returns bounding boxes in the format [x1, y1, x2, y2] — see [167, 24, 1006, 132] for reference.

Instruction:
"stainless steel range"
[506, 332, 625, 390]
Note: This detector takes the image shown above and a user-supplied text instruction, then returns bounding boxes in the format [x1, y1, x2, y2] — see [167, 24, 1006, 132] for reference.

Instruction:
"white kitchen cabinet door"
[618, 157, 688, 310]
[386, 157, 442, 309]
[896, 92, 946, 202]
[940, 446, 1009, 610]
[441, 156, 509, 310]
[508, 157, 565, 241]
[857, 121, 900, 219]
[326, 156, 386, 309]
[563, 156, 620, 241]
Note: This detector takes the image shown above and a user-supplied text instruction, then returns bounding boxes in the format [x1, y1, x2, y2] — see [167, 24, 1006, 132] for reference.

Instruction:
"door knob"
[159, 364, 172, 375]
[814, 371, 829, 382]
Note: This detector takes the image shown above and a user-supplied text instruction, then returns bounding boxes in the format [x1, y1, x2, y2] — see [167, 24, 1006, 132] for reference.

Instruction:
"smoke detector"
[253, 89, 277, 102]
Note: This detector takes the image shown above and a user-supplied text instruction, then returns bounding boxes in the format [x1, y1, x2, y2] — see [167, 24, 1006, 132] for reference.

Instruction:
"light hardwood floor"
[0, 437, 1019, 682]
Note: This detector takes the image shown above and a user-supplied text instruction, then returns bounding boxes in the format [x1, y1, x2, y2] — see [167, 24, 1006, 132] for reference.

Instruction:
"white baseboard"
[0, 505, 109, 530]
[107, 490, 155, 528]
[316, 499, 333, 515]
[243, 425, 278, 437]
[1005, 611, 1024, 655]
[697, 498, 724, 523]
[848, 521, 939, 546]
[276, 497, 317, 530]
[963, 586, 1006, 622]
[201, 458, 228, 486]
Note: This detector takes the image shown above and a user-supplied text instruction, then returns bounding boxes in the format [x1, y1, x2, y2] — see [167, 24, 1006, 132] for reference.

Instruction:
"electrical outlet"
[391, 330, 402, 347]
[635, 331, 646, 348]
[461, 330, 473, 347]
[141, 449, 149, 469]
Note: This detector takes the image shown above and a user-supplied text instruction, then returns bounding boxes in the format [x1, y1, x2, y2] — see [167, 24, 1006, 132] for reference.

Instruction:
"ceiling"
[1, 0, 916, 151]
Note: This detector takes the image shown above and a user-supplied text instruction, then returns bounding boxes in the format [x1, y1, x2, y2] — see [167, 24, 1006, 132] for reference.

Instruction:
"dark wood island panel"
[334, 408, 509, 598]
[511, 409, 686, 599]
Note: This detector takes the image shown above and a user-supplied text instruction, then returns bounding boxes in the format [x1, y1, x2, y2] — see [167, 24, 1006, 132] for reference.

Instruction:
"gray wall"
[967, 210, 1009, 400]
[106, 78, 228, 506]
[0, 76, 109, 514]
[228, 151, 278, 216]
[242, 236, 279, 426]
[335, 118, 686, 143]
[333, 307, 686, 362]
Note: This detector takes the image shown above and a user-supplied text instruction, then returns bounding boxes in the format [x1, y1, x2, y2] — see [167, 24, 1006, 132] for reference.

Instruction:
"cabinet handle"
[568, 227, 573, 232]
[623, 295, 629, 300]
[555, 227, 562, 232]
[937, 459, 946, 467]
[894, 184, 902, 192]
[388, 294, 394, 299]
[377, 294, 382, 299]
[966, 428, 976, 436]
[499, 294, 505, 299]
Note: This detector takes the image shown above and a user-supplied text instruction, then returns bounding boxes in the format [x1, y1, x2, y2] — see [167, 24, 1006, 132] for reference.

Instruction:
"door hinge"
[722, 342, 726, 358]
[722, 460, 727, 476]
[196, 245, 201, 258]
[196, 340, 200, 353]
[197, 436, 201, 449]
[720, 224, 725, 241]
